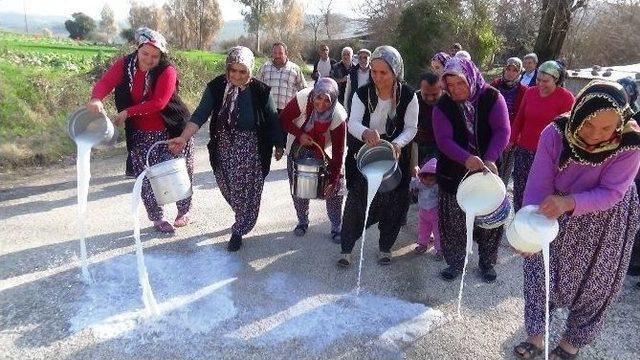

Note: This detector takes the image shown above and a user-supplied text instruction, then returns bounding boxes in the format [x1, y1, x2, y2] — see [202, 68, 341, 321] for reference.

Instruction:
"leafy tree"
[64, 12, 96, 40]
[236, 0, 275, 53]
[99, 4, 118, 42]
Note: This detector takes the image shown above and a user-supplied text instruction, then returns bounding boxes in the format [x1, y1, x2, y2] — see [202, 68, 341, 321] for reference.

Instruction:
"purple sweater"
[432, 88, 510, 164]
[523, 124, 640, 216]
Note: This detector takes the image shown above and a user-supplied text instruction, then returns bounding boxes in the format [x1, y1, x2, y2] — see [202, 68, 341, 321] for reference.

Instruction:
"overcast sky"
[2, 0, 359, 21]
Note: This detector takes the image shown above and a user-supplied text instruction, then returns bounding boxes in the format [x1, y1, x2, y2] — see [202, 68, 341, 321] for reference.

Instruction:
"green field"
[0, 31, 256, 169]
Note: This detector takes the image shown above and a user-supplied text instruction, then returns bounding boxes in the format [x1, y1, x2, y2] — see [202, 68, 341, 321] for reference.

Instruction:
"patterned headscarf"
[442, 57, 487, 136]
[618, 77, 638, 111]
[431, 52, 451, 68]
[555, 80, 640, 168]
[454, 50, 472, 60]
[502, 57, 523, 87]
[135, 27, 168, 54]
[538, 60, 561, 80]
[304, 77, 339, 132]
[219, 46, 255, 125]
[371, 45, 404, 82]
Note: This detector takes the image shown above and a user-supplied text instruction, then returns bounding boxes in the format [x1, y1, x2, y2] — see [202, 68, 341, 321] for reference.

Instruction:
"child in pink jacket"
[410, 158, 441, 258]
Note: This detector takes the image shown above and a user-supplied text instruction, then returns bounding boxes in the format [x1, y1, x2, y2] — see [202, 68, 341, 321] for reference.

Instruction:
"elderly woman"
[337, 46, 418, 266]
[280, 78, 347, 241]
[510, 60, 575, 211]
[87, 27, 193, 233]
[513, 81, 640, 359]
[491, 57, 528, 185]
[430, 52, 450, 77]
[432, 57, 510, 282]
[168, 46, 284, 252]
[331, 47, 355, 105]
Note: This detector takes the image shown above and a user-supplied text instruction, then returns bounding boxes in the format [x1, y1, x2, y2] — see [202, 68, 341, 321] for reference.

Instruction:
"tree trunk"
[534, 0, 585, 63]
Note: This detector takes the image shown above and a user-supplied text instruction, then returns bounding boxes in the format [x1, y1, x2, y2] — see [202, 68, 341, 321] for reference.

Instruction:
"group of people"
[87, 28, 640, 359]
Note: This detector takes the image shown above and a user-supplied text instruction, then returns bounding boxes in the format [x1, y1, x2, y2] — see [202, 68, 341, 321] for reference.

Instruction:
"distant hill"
[0, 12, 68, 36]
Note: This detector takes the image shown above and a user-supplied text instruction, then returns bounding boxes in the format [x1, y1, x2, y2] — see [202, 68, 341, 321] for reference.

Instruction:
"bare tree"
[236, 0, 275, 53]
[357, 0, 411, 44]
[304, 13, 324, 47]
[99, 4, 118, 43]
[533, 0, 588, 62]
[128, 1, 165, 32]
[163, 0, 223, 50]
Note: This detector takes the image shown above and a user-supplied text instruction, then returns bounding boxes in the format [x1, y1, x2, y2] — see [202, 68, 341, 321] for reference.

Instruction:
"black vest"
[345, 82, 415, 190]
[204, 75, 282, 178]
[113, 53, 190, 138]
[435, 86, 500, 194]
[347, 66, 369, 114]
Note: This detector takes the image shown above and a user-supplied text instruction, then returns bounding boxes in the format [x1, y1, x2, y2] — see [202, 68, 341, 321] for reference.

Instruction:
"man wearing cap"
[491, 57, 528, 185]
[343, 48, 372, 114]
[520, 53, 538, 87]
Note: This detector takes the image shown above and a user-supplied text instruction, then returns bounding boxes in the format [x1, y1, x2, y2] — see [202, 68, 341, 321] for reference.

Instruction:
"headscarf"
[538, 60, 561, 80]
[454, 50, 471, 61]
[442, 57, 487, 136]
[304, 77, 339, 132]
[219, 46, 255, 125]
[431, 52, 451, 68]
[618, 77, 638, 111]
[555, 80, 640, 168]
[502, 57, 523, 87]
[370, 46, 405, 132]
[126, 28, 169, 99]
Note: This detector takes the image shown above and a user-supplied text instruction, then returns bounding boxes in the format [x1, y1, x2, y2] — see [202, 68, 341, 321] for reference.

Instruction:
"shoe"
[174, 214, 189, 227]
[337, 253, 352, 267]
[440, 266, 460, 281]
[414, 244, 429, 254]
[377, 251, 392, 265]
[293, 224, 308, 237]
[153, 220, 175, 233]
[480, 265, 497, 283]
[227, 233, 242, 252]
[331, 230, 341, 244]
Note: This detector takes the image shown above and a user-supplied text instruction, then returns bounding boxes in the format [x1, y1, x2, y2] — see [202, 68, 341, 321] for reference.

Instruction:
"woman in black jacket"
[169, 46, 285, 251]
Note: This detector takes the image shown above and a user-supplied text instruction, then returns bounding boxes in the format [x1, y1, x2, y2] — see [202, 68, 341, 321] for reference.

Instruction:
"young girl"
[411, 158, 441, 257]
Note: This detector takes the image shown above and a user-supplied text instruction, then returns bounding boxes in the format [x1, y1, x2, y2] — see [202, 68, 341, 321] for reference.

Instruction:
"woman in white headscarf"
[338, 45, 419, 266]
[169, 46, 284, 252]
[88, 27, 193, 234]
[280, 77, 347, 242]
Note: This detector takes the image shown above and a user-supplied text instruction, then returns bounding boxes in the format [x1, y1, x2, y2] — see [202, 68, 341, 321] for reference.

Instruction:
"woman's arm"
[432, 106, 472, 165]
[90, 58, 125, 101]
[279, 96, 303, 138]
[483, 92, 510, 163]
[391, 94, 419, 149]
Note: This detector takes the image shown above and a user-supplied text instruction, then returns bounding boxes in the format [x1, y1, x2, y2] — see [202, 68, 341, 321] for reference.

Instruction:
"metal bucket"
[355, 140, 401, 193]
[145, 141, 192, 205]
[67, 106, 116, 148]
[291, 141, 327, 199]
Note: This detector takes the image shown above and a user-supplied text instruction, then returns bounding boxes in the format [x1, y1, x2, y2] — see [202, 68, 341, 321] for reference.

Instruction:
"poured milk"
[355, 160, 395, 295]
[542, 241, 550, 360]
[131, 170, 160, 315]
[456, 212, 476, 316]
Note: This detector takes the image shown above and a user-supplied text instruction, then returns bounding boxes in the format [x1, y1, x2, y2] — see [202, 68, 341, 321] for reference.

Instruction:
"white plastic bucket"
[456, 170, 506, 216]
[507, 205, 559, 253]
[145, 141, 192, 205]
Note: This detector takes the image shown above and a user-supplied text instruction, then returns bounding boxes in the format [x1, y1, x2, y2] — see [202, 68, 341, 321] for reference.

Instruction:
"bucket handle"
[294, 140, 327, 164]
[461, 165, 504, 188]
[354, 139, 395, 160]
[146, 140, 170, 168]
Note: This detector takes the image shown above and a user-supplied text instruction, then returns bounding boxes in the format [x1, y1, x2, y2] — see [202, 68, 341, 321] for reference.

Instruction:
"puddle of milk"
[131, 170, 160, 316]
[356, 160, 396, 295]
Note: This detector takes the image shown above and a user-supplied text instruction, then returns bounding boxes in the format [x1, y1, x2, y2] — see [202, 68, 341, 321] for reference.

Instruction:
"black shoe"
[440, 266, 460, 281]
[627, 265, 640, 276]
[337, 253, 352, 267]
[293, 224, 308, 237]
[227, 233, 242, 252]
[480, 265, 497, 283]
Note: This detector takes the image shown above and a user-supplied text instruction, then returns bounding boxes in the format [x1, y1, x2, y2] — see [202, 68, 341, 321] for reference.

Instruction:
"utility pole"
[23, 0, 29, 33]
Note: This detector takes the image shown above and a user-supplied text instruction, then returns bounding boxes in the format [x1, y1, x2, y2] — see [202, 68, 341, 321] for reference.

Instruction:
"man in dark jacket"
[311, 44, 337, 81]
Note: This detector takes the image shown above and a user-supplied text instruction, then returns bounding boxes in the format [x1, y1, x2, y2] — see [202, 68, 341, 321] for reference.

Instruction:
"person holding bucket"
[509, 60, 574, 211]
[87, 27, 193, 233]
[512, 81, 640, 359]
[337, 45, 418, 266]
[168, 46, 284, 252]
[279, 77, 347, 242]
[432, 57, 510, 282]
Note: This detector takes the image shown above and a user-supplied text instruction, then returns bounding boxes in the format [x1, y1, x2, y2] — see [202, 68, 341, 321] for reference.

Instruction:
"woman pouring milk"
[337, 46, 418, 266]
[513, 81, 640, 359]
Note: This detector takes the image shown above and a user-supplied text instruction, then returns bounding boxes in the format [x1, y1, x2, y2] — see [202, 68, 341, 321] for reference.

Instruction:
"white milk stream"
[542, 241, 550, 360]
[131, 170, 160, 315]
[355, 160, 395, 295]
[75, 138, 95, 283]
[456, 212, 477, 317]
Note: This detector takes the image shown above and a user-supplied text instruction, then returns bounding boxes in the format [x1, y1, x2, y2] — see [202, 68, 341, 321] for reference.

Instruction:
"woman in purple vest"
[432, 57, 510, 282]
[513, 81, 640, 359]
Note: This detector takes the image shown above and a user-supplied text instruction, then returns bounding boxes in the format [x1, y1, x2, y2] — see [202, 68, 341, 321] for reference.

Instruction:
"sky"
[1, 0, 359, 21]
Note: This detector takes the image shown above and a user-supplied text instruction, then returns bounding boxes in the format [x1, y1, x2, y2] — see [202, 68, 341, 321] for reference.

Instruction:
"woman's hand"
[274, 147, 284, 160]
[362, 129, 381, 147]
[391, 142, 402, 159]
[513, 248, 537, 259]
[86, 98, 104, 114]
[538, 195, 575, 219]
[167, 136, 188, 154]
[483, 160, 498, 174]
[114, 110, 128, 127]
[411, 165, 420, 178]
[465, 155, 484, 172]
[299, 133, 313, 147]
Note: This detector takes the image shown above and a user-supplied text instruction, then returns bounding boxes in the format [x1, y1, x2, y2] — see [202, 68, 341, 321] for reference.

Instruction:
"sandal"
[513, 341, 544, 359]
[174, 214, 189, 227]
[293, 224, 308, 237]
[550, 345, 578, 359]
[153, 220, 175, 233]
[414, 244, 429, 254]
